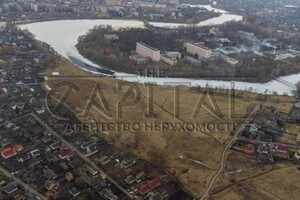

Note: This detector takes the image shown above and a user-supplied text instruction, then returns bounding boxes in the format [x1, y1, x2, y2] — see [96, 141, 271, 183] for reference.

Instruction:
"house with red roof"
[139, 184, 151, 195]
[274, 145, 288, 153]
[138, 177, 161, 195]
[148, 177, 161, 189]
[13, 144, 24, 152]
[58, 149, 75, 159]
[1, 148, 17, 159]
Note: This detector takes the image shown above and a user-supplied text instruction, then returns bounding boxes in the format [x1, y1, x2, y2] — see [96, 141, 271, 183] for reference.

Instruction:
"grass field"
[210, 154, 300, 200]
[284, 122, 300, 135]
[44, 60, 297, 198]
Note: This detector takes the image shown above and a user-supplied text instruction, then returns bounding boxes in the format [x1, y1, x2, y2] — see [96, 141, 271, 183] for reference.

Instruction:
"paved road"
[0, 165, 48, 200]
[200, 103, 261, 200]
[31, 114, 135, 199]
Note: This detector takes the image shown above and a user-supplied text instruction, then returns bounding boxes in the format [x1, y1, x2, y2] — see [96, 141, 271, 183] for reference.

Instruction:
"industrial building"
[136, 42, 161, 61]
[185, 42, 212, 59]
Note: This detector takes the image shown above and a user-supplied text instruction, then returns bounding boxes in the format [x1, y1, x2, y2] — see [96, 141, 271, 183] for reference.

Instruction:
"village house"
[69, 187, 80, 198]
[139, 177, 161, 196]
[58, 149, 75, 160]
[1, 147, 17, 159]
[3, 182, 18, 195]
[273, 144, 288, 153]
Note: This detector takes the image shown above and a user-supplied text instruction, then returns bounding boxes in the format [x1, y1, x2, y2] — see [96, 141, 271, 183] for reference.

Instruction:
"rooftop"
[137, 42, 160, 52]
[59, 149, 75, 159]
[1, 148, 17, 158]
[3, 182, 18, 194]
[187, 42, 210, 50]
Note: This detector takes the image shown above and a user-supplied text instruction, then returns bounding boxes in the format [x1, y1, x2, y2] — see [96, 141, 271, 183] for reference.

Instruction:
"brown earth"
[43, 60, 297, 198]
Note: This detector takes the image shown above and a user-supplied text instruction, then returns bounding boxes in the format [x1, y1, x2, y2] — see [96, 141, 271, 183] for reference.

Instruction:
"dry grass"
[45, 60, 296, 198]
[245, 165, 300, 200]
[284, 122, 300, 135]
[210, 153, 300, 200]
[263, 102, 293, 113]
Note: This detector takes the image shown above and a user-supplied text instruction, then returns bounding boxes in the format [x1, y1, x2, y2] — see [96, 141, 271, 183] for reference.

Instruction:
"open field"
[44, 60, 296, 198]
[284, 122, 300, 135]
[209, 153, 300, 200]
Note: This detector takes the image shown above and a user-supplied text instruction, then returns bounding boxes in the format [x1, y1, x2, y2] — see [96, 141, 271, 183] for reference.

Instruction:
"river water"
[19, 5, 299, 95]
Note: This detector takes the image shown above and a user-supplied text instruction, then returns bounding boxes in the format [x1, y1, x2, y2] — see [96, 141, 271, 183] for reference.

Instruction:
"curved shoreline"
[19, 6, 299, 96]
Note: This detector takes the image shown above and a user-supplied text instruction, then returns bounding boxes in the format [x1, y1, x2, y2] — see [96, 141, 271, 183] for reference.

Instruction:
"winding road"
[200, 103, 261, 200]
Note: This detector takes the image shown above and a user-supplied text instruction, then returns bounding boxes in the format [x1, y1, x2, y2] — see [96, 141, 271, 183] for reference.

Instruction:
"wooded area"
[76, 22, 300, 82]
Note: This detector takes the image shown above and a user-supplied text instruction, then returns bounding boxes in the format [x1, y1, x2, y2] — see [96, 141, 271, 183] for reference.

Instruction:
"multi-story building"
[136, 42, 161, 62]
[30, 3, 38, 12]
[105, 0, 122, 6]
[158, 0, 180, 5]
[160, 54, 177, 66]
[185, 42, 212, 59]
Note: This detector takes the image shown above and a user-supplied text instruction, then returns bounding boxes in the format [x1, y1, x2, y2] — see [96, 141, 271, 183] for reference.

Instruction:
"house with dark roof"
[86, 143, 99, 154]
[30, 149, 40, 157]
[82, 173, 102, 186]
[50, 141, 61, 151]
[69, 187, 80, 198]
[289, 103, 300, 123]
[3, 182, 18, 194]
[99, 156, 110, 166]
[149, 193, 163, 200]
[44, 168, 58, 180]
[135, 171, 145, 183]
[125, 175, 135, 185]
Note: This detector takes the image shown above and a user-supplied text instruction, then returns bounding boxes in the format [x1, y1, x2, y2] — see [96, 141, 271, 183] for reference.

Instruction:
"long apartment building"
[136, 42, 161, 62]
[105, 0, 122, 6]
[185, 42, 212, 59]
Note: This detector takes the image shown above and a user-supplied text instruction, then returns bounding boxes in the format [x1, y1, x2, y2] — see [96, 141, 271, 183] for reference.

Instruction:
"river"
[19, 5, 299, 96]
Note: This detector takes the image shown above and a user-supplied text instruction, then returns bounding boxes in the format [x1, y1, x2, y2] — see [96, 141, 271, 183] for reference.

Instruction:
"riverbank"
[18, 5, 299, 96]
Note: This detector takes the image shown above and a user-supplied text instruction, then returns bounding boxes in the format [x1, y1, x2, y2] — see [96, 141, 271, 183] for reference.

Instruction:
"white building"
[160, 54, 177, 66]
[165, 51, 182, 59]
[220, 55, 238, 65]
[30, 3, 38, 12]
[136, 42, 160, 62]
[217, 46, 241, 55]
[158, 0, 180, 5]
[103, 34, 119, 40]
[185, 43, 212, 59]
[105, 0, 122, 6]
